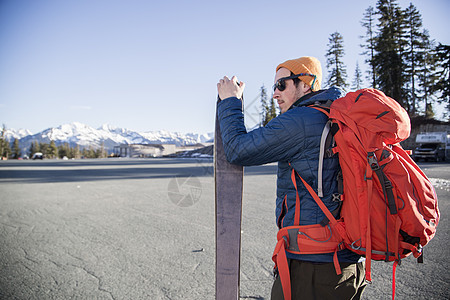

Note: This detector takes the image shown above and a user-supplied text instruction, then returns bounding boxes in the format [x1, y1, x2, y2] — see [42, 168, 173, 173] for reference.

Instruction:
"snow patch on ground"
[429, 178, 450, 192]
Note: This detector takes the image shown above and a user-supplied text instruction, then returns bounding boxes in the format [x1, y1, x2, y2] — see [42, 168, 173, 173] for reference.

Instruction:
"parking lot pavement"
[0, 159, 448, 299]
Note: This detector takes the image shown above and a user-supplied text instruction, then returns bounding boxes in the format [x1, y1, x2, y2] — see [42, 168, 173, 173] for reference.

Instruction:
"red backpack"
[272, 88, 440, 300]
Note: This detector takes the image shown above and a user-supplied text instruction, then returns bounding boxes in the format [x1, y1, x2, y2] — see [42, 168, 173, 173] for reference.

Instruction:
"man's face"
[273, 68, 309, 114]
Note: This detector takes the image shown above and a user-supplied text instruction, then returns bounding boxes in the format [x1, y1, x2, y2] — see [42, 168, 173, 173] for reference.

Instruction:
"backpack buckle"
[325, 148, 334, 158]
[367, 152, 380, 170]
[384, 179, 392, 189]
[350, 239, 362, 250]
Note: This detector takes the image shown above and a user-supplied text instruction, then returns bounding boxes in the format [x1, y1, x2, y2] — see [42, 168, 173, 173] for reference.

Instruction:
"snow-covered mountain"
[4, 128, 33, 140]
[5, 122, 213, 151]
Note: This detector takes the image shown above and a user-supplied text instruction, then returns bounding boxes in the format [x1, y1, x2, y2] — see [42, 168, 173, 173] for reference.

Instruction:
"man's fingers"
[217, 75, 245, 100]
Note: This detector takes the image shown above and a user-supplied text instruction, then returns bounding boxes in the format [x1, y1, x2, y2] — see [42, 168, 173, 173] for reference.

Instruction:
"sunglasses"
[273, 73, 317, 92]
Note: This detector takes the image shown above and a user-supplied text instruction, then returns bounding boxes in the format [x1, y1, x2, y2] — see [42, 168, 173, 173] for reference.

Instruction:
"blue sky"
[0, 0, 449, 134]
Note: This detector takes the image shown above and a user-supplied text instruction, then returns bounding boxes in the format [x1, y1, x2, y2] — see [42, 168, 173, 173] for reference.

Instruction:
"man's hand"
[217, 76, 245, 100]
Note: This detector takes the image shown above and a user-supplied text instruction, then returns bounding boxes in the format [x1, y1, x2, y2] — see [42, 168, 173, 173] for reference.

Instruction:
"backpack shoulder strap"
[308, 103, 339, 197]
[317, 120, 332, 197]
[309, 104, 330, 116]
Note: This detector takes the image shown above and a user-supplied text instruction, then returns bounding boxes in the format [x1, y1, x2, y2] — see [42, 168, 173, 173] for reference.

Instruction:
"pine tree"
[71, 145, 81, 159]
[260, 85, 269, 126]
[0, 125, 5, 159]
[352, 61, 364, 90]
[433, 43, 450, 120]
[403, 3, 427, 115]
[419, 31, 439, 117]
[0, 125, 11, 159]
[267, 97, 278, 122]
[82, 146, 96, 158]
[57, 143, 70, 159]
[47, 141, 58, 159]
[326, 31, 348, 89]
[96, 142, 107, 158]
[374, 0, 407, 109]
[34, 141, 40, 154]
[260, 85, 278, 126]
[425, 103, 435, 119]
[12, 139, 21, 159]
[360, 6, 377, 87]
[88, 147, 95, 158]
[28, 141, 37, 157]
[39, 143, 48, 157]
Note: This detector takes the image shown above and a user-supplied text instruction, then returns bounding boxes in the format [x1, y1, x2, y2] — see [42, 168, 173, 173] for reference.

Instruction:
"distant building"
[113, 144, 175, 158]
[112, 143, 211, 158]
[174, 143, 213, 153]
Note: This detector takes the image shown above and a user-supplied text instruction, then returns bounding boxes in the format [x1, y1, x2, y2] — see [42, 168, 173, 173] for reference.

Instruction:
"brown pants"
[271, 260, 366, 300]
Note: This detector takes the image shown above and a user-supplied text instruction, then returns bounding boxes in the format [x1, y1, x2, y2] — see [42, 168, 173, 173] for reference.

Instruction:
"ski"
[215, 98, 244, 300]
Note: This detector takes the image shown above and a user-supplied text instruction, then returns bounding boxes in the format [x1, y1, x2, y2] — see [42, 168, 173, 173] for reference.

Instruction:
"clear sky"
[0, 0, 449, 134]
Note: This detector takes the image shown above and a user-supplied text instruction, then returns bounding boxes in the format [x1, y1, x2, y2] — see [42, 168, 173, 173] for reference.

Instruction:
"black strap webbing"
[374, 168, 397, 215]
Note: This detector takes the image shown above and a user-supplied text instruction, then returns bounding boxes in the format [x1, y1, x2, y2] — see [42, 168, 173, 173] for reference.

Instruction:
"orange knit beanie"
[276, 56, 322, 91]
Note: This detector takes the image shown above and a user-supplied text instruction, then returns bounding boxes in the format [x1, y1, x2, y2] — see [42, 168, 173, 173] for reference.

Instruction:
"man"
[216, 56, 366, 299]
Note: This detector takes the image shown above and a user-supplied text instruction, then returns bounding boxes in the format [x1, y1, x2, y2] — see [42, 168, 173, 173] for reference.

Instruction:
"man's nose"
[273, 90, 280, 99]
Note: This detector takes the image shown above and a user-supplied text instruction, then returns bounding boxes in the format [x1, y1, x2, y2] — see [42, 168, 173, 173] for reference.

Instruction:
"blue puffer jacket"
[218, 87, 361, 263]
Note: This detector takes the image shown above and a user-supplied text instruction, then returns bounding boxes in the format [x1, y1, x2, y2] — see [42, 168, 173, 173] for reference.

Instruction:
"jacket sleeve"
[217, 97, 310, 166]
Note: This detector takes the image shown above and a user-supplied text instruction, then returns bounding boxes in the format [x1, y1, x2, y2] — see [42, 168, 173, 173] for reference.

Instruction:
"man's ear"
[301, 81, 311, 94]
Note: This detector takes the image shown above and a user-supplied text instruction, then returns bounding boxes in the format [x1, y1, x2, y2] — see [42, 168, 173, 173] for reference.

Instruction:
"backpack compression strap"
[290, 167, 347, 243]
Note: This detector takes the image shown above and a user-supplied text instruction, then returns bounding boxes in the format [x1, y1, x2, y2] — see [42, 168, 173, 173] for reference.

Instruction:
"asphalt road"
[0, 158, 448, 299]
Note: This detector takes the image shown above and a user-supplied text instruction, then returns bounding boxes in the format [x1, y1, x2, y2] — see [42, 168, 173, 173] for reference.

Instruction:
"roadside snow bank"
[429, 178, 450, 192]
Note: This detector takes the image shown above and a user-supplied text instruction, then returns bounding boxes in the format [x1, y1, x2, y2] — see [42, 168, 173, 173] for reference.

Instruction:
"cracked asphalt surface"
[0, 159, 448, 299]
